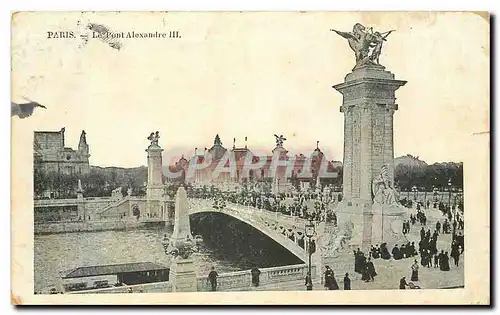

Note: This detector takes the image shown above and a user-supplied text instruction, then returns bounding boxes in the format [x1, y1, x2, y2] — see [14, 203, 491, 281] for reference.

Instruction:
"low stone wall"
[197, 263, 316, 292]
[34, 219, 164, 234]
[69, 281, 172, 294]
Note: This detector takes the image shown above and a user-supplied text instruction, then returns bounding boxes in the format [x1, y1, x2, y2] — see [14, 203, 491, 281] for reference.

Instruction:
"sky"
[11, 12, 489, 168]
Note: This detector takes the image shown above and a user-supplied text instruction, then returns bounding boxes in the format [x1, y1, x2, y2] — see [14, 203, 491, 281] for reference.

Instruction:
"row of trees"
[34, 166, 148, 199]
[394, 162, 463, 191]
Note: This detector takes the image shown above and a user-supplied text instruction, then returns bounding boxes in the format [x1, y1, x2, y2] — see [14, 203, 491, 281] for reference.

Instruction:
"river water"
[34, 225, 242, 292]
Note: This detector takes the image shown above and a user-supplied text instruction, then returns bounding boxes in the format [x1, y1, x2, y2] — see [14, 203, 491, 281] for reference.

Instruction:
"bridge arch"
[188, 205, 307, 262]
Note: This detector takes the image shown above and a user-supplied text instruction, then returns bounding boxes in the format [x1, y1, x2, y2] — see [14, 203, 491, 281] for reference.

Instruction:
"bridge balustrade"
[196, 263, 316, 292]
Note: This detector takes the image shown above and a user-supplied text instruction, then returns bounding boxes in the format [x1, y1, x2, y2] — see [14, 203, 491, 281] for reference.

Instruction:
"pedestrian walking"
[207, 267, 218, 291]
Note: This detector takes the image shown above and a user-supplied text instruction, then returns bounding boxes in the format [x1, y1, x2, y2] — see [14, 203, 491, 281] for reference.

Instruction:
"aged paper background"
[11, 11, 489, 305]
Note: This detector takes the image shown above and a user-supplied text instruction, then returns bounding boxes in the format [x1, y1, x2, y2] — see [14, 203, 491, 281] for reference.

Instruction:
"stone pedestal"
[315, 220, 352, 283]
[169, 258, 197, 292]
[333, 65, 407, 250]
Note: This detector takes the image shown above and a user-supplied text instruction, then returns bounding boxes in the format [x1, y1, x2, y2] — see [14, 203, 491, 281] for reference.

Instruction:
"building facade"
[169, 135, 342, 192]
[34, 127, 91, 176]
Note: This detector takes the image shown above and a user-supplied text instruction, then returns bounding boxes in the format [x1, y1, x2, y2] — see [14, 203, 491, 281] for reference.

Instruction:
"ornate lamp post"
[448, 179, 452, 208]
[433, 186, 438, 202]
[305, 219, 316, 290]
[424, 187, 427, 208]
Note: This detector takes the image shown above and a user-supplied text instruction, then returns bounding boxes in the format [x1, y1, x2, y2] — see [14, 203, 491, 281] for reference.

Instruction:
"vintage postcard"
[11, 11, 490, 305]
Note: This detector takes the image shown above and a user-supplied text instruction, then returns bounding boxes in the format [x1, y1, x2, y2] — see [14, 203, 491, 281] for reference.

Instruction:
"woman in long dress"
[411, 260, 419, 281]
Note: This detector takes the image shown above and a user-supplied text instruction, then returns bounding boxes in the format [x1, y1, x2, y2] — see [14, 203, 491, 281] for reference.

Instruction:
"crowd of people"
[188, 183, 341, 223]
[353, 249, 378, 282]
[188, 182, 465, 291]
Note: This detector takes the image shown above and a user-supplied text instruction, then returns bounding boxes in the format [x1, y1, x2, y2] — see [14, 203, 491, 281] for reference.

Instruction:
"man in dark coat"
[451, 245, 460, 267]
[343, 273, 351, 290]
[251, 266, 261, 287]
[380, 243, 391, 260]
[392, 244, 401, 260]
[324, 266, 334, 289]
[366, 258, 377, 281]
[399, 277, 408, 289]
[207, 267, 219, 291]
[400, 244, 407, 259]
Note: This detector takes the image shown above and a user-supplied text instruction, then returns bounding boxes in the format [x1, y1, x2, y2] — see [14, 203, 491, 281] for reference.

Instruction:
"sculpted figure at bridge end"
[331, 23, 395, 69]
[147, 131, 160, 146]
[274, 134, 287, 147]
[372, 164, 398, 206]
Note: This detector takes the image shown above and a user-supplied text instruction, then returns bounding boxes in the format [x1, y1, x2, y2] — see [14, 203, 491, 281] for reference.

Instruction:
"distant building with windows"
[169, 134, 342, 192]
[33, 127, 90, 175]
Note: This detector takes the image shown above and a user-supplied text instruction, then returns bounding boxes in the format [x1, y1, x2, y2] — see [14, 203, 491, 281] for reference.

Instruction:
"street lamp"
[305, 219, 316, 290]
[448, 179, 452, 209]
[424, 187, 428, 208]
[412, 186, 418, 201]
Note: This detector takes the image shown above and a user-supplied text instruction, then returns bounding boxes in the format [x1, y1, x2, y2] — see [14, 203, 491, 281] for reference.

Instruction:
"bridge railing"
[189, 198, 309, 260]
[189, 198, 308, 226]
[196, 263, 316, 292]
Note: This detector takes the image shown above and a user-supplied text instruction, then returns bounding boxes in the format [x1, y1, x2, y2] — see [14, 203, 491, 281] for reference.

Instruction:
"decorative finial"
[233, 137, 236, 149]
[245, 136, 248, 149]
[317, 140, 319, 150]
[194, 147, 197, 155]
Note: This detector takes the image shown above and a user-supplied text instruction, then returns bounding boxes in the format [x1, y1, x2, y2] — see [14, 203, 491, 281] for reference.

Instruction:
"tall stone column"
[146, 131, 164, 218]
[334, 65, 406, 249]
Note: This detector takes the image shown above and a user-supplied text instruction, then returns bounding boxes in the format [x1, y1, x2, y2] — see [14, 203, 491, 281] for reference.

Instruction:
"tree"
[33, 168, 47, 198]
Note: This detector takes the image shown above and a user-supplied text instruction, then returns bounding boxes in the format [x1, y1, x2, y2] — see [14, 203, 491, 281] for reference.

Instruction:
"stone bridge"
[34, 196, 314, 263]
[187, 198, 311, 263]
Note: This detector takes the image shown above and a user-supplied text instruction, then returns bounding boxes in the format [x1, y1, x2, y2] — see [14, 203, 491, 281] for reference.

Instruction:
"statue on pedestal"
[372, 164, 398, 206]
[317, 209, 353, 257]
[147, 131, 160, 146]
[274, 134, 287, 147]
[331, 23, 394, 69]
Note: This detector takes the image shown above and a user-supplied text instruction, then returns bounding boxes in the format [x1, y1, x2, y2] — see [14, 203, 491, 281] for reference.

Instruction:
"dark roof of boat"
[60, 262, 168, 279]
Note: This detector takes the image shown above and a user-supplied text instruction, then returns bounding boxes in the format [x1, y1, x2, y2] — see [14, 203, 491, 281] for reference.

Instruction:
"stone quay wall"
[34, 219, 164, 235]
[68, 281, 173, 294]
